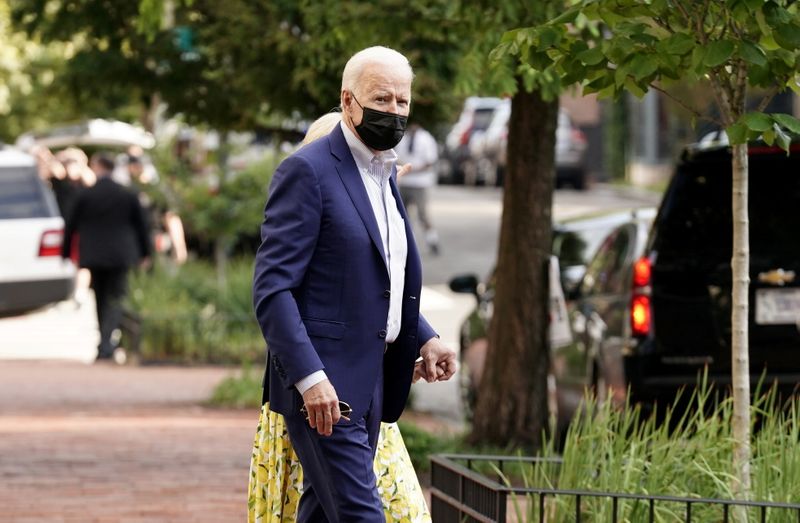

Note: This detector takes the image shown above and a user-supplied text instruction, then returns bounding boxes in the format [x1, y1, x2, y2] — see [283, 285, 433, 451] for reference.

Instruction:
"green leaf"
[744, 0, 763, 9]
[578, 46, 605, 66]
[762, 127, 775, 145]
[691, 45, 707, 71]
[773, 113, 800, 134]
[755, 10, 773, 41]
[597, 82, 617, 99]
[629, 54, 659, 81]
[704, 40, 735, 67]
[748, 64, 771, 87]
[660, 32, 696, 55]
[759, 33, 781, 51]
[614, 65, 628, 87]
[538, 27, 561, 50]
[773, 24, 800, 51]
[789, 76, 800, 95]
[764, 1, 792, 26]
[501, 28, 521, 44]
[624, 77, 647, 98]
[527, 50, 555, 71]
[599, 9, 627, 27]
[738, 41, 767, 66]
[775, 125, 792, 153]
[727, 122, 748, 144]
[742, 112, 773, 132]
[550, 7, 580, 25]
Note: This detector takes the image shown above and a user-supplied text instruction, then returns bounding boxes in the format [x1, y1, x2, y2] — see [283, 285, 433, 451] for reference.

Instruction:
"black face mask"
[351, 95, 408, 151]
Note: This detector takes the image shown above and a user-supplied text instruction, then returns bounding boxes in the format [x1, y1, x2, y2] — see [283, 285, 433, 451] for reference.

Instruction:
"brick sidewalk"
[0, 361, 258, 522]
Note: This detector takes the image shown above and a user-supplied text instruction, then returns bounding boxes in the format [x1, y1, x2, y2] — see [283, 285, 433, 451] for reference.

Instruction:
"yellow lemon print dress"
[248, 403, 432, 523]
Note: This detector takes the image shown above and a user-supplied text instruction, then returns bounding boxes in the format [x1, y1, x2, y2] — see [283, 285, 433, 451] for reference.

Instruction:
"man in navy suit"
[253, 46, 457, 522]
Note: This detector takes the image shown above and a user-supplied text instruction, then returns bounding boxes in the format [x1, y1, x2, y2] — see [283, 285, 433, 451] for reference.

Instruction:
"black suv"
[629, 142, 800, 408]
[559, 141, 800, 418]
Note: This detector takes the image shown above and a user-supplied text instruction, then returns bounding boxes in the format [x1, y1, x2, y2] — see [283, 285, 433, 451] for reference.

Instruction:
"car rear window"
[472, 108, 497, 131]
[654, 151, 800, 264]
[0, 167, 53, 219]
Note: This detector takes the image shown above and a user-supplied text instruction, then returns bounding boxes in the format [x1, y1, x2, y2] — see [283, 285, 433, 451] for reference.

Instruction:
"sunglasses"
[300, 401, 352, 422]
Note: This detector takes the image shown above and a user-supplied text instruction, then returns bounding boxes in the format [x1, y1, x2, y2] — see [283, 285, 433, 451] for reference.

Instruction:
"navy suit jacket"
[253, 124, 436, 423]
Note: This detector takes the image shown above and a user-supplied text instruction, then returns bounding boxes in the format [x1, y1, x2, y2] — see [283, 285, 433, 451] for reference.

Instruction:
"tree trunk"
[469, 86, 558, 449]
[731, 140, 752, 503]
[715, 63, 752, 511]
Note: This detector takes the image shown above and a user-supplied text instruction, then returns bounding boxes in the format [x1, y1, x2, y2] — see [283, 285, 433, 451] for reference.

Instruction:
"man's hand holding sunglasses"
[300, 380, 351, 436]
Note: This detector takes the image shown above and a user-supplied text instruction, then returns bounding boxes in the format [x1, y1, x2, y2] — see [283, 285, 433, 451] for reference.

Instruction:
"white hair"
[341, 46, 413, 96]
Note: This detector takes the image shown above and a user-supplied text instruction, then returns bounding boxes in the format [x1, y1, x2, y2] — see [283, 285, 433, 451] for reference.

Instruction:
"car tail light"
[633, 258, 651, 287]
[631, 256, 652, 336]
[631, 295, 651, 336]
[39, 229, 63, 257]
[571, 128, 586, 144]
[460, 126, 472, 146]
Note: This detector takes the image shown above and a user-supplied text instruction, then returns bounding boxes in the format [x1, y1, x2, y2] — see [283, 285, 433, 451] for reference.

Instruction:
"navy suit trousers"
[283, 369, 385, 523]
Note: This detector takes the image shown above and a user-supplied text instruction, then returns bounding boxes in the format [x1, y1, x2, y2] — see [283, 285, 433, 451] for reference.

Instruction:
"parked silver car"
[440, 97, 504, 184]
[464, 99, 589, 189]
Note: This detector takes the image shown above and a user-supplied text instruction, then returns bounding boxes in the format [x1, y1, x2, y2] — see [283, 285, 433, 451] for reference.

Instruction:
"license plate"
[755, 288, 800, 325]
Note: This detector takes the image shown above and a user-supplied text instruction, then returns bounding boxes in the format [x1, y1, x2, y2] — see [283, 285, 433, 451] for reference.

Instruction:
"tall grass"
[506, 375, 800, 522]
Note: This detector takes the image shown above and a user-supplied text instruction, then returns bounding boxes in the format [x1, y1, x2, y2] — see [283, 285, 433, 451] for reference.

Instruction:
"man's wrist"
[295, 370, 328, 395]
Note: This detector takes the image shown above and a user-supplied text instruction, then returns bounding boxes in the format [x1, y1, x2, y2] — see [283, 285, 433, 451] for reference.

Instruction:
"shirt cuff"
[295, 370, 328, 395]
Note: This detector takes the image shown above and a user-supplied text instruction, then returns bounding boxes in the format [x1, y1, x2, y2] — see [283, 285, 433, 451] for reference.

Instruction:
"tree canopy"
[499, 0, 800, 143]
[9, 0, 471, 133]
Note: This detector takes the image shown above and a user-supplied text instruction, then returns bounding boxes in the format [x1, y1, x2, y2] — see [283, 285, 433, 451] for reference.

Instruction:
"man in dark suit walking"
[253, 46, 457, 522]
[62, 153, 151, 361]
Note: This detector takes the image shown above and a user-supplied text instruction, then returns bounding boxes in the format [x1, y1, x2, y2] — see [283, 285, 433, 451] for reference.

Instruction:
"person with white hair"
[253, 46, 456, 522]
[248, 111, 429, 523]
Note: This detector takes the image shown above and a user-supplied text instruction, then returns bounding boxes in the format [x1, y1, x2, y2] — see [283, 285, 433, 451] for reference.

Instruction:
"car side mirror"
[449, 274, 480, 298]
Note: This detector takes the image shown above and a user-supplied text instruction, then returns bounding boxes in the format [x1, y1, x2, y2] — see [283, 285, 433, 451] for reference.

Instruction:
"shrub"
[209, 364, 262, 408]
[125, 258, 263, 364]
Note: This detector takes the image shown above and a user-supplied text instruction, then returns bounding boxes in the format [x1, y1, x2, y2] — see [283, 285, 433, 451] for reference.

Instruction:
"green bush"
[125, 258, 263, 364]
[209, 364, 263, 408]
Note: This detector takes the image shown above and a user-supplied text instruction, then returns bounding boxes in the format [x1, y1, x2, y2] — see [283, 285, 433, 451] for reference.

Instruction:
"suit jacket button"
[383, 290, 391, 298]
[378, 329, 387, 338]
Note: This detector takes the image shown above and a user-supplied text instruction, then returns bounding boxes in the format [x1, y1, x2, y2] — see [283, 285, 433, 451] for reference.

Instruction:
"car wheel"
[573, 169, 588, 191]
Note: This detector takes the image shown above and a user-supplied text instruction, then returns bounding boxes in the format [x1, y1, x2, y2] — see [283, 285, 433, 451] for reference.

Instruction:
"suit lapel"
[329, 125, 387, 265]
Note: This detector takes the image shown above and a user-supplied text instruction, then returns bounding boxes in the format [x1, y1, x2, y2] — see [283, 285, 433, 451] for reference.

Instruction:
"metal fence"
[430, 454, 800, 523]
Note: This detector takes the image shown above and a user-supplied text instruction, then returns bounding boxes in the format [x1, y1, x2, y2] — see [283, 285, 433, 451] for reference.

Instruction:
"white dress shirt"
[295, 122, 408, 395]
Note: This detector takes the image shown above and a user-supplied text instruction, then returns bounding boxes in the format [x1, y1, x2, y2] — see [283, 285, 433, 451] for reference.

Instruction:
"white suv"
[0, 147, 76, 317]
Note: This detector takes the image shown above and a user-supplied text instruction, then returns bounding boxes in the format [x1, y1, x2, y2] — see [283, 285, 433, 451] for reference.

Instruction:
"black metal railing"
[430, 454, 800, 522]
